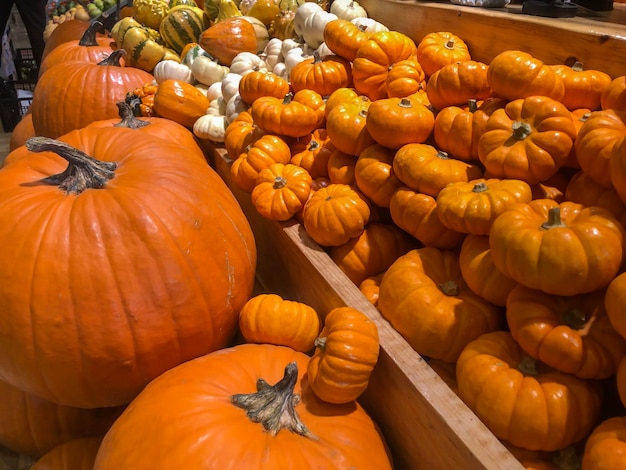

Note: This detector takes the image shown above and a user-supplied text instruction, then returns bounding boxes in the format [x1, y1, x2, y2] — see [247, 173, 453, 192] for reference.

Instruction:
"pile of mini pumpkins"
[5, 0, 626, 467]
[0, 1, 392, 468]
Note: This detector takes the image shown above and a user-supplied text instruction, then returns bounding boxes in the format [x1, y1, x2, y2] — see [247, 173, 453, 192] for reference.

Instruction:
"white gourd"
[301, 10, 337, 49]
[153, 60, 194, 84]
[222, 73, 244, 102]
[206, 81, 224, 102]
[225, 94, 248, 124]
[351, 16, 389, 33]
[229, 52, 269, 76]
[293, 2, 323, 37]
[191, 55, 230, 86]
[330, 0, 368, 21]
[193, 114, 227, 142]
[262, 38, 284, 69]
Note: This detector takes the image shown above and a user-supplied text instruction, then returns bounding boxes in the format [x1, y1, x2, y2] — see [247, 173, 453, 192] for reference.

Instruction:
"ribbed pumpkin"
[93, 344, 394, 469]
[31, 51, 154, 139]
[159, 5, 208, 54]
[0, 378, 123, 458]
[0, 130, 256, 408]
[378, 247, 504, 363]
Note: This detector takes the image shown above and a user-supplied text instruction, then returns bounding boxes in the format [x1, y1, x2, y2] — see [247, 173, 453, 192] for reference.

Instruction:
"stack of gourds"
[5, 0, 626, 467]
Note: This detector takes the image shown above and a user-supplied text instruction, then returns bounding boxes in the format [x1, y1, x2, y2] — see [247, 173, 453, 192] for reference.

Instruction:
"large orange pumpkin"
[31, 50, 154, 138]
[0, 378, 122, 457]
[93, 344, 394, 469]
[0, 130, 256, 408]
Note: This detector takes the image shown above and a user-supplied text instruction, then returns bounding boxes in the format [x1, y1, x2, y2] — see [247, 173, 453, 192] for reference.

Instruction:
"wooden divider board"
[206, 144, 524, 470]
[358, 0, 626, 79]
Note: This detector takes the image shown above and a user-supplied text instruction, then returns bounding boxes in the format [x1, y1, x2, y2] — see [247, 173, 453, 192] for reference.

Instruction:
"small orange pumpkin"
[415, 31, 471, 78]
[425, 60, 491, 111]
[250, 93, 320, 138]
[307, 306, 380, 404]
[238, 70, 290, 105]
[238, 293, 320, 352]
[152, 79, 211, 129]
[582, 416, 626, 470]
[250, 163, 313, 221]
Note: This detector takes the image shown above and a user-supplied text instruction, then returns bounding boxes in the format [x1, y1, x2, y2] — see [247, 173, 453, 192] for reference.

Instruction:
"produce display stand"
[203, 3, 626, 469]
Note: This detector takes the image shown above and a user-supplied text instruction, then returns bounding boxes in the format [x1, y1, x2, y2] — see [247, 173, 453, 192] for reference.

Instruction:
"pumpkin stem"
[563, 308, 587, 330]
[398, 98, 413, 108]
[436, 150, 450, 160]
[518, 355, 538, 376]
[445, 39, 456, 50]
[114, 102, 151, 129]
[283, 92, 294, 105]
[25, 137, 117, 195]
[78, 21, 104, 47]
[308, 139, 320, 151]
[540, 207, 567, 230]
[98, 49, 125, 67]
[314, 336, 327, 349]
[273, 175, 287, 189]
[467, 99, 478, 113]
[571, 61, 584, 73]
[231, 362, 316, 439]
[438, 280, 460, 296]
[472, 182, 488, 193]
[511, 121, 532, 140]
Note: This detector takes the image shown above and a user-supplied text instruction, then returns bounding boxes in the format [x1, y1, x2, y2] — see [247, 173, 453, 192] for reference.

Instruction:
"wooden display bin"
[205, 2, 626, 468]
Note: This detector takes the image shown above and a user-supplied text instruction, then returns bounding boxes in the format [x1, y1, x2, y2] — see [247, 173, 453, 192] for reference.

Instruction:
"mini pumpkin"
[307, 306, 380, 404]
[551, 60, 611, 111]
[290, 128, 334, 179]
[415, 31, 471, 78]
[302, 183, 371, 247]
[582, 416, 626, 470]
[435, 178, 533, 235]
[456, 331, 602, 451]
[238, 293, 320, 352]
[489, 199, 625, 296]
[238, 70, 290, 105]
[250, 163, 313, 221]
[250, 93, 320, 138]
[290, 51, 353, 96]
[425, 60, 491, 111]
[230, 134, 292, 192]
[354, 143, 404, 208]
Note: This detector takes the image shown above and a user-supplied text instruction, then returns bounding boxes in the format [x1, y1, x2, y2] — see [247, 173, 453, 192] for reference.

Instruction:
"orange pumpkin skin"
[0, 378, 122, 457]
[93, 344, 394, 470]
[327, 148, 357, 185]
[436, 178, 533, 235]
[385, 59, 425, 98]
[39, 22, 118, 76]
[230, 134, 292, 192]
[152, 79, 211, 129]
[605, 272, 626, 341]
[354, 144, 403, 208]
[224, 110, 265, 159]
[477, 96, 577, 185]
[31, 52, 154, 139]
[302, 183, 371, 247]
[489, 200, 624, 297]
[389, 187, 466, 250]
[251, 163, 313, 221]
[459, 234, 517, 308]
[551, 61, 611, 111]
[199, 17, 258, 65]
[250, 93, 319, 138]
[325, 100, 375, 156]
[0, 129, 256, 408]
[365, 96, 435, 149]
[415, 31, 471, 78]
[359, 272, 385, 308]
[433, 100, 479, 162]
[393, 143, 483, 197]
[8, 114, 36, 152]
[323, 18, 370, 62]
[487, 50, 564, 102]
[238, 294, 320, 352]
[31, 437, 102, 470]
[238, 71, 290, 104]
[41, 19, 97, 62]
[565, 170, 626, 221]
[457, 331, 602, 452]
[290, 128, 333, 179]
[307, 307, 380, 404]
[330, 222, 416, 286]
[425, 60, 491, 111]
[352, 30, 418, 101]
[601, 75, 626, 111]
[582, 416, 626, 470]
[506, 284, 626, 380]
[378, 247, 503, 363]
[290, 53, 353, 97]
[574, 108, 626, 189]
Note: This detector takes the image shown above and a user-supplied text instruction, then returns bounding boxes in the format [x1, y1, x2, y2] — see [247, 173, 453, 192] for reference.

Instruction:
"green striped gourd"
[159, 5, 208, 55]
